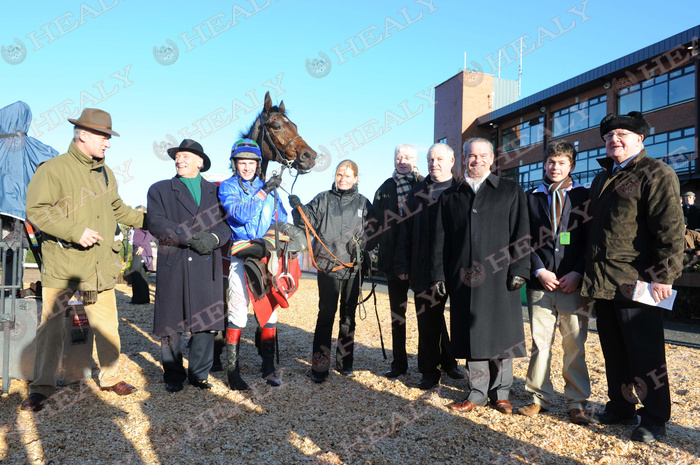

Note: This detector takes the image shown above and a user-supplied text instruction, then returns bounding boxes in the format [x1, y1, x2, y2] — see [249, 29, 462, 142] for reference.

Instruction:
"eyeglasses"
[603, 131, 636, 142]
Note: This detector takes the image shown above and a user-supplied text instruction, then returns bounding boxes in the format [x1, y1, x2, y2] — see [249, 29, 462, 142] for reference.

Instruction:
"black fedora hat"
[68, 108, 120, 137]
[167, 139, 211, 172]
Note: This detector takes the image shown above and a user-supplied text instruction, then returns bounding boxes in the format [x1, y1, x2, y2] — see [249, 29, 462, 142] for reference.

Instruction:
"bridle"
[256, 110, 300, 170]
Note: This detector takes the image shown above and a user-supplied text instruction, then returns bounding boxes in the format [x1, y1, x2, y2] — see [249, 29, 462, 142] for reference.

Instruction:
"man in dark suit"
[395, 143, 463, 390]
[148, 139, 231, 393]
[431, 138, 530, 415]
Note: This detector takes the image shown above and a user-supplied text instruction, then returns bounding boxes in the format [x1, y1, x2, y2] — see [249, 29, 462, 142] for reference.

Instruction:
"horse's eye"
[269, 123, 281, 130]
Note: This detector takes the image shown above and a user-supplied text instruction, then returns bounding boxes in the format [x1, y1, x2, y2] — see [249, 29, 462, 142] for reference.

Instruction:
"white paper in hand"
[632, 280, 677, 311]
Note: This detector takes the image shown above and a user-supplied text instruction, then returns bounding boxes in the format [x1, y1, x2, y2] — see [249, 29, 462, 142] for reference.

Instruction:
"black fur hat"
[599, 111, 650, 140]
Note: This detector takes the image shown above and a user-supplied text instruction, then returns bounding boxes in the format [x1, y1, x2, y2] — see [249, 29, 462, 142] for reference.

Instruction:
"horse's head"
[254, 92, 316, 175]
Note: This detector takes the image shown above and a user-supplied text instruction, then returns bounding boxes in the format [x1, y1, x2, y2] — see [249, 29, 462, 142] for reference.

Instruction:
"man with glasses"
[22, 109, 146, 411]
[582, 111, 684, 443]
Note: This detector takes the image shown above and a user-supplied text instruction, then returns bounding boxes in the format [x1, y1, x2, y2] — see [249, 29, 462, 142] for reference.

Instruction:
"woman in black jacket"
[289, 160, 372, 383]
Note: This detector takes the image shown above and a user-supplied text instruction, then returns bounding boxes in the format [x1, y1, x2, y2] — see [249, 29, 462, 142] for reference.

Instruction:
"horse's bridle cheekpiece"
[257, 110, 299, 169]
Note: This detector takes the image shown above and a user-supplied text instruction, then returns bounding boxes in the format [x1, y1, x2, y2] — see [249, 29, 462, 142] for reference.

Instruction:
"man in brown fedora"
[22, 108, 146, 411]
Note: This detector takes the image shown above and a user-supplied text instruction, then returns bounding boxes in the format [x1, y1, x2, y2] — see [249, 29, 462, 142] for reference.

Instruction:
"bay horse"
[241, 91, 316, 179]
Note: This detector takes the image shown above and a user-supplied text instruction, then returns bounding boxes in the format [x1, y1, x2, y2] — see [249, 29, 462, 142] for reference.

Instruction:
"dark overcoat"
[147, 177, 231, 336]
[430, 175, 530, 360]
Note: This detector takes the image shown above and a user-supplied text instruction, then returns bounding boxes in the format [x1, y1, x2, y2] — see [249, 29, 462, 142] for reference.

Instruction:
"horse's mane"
[239, 104, 287, 139]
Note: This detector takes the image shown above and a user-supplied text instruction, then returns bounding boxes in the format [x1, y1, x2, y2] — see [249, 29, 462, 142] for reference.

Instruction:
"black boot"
[261, 340, 281, 386]
[226, 342, 250, 391]
[260, 325, 280, 386]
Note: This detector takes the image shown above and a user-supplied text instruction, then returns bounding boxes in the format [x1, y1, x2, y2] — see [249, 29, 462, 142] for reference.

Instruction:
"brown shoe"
[449, 400, 480, 413]
[493, 399, 513, 414]
[569, 408, 590, 425]
[101, 381, 137, 396]
[21, 393, 47, 412]
[516, 402, 544, 417]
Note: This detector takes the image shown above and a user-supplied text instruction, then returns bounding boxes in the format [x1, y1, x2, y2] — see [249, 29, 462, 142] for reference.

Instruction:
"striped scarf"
[544, 176, 572, 236]
[393, 170, 418, 217]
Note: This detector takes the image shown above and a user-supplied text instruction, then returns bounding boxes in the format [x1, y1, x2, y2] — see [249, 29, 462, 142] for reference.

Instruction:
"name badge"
[559, 232, 571, 245]
[357, 209, 363, 218]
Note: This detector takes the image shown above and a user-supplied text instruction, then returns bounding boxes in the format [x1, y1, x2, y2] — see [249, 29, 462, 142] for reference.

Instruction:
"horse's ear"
[279, 100, 285, 113]
[264, 91, 272, 112]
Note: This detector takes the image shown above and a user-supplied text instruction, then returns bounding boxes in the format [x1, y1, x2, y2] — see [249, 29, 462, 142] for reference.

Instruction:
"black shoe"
[311, 371, 328, 384]
[337, 369, 354, 377]
[165, 381, 184, 393]
[591, 410, 638, 425]
[631, 424, 666, 443]
[384, 367, 407, 378]
[21, 393, 47, 412]
[417, 377, 440, 390]
[444, 366, 465, 379]
[189, 379, 212, 390]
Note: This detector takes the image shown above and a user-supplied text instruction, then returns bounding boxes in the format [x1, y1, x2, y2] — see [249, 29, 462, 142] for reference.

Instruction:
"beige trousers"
[525, 288, 591, 411]
[30, 287, 122, 396]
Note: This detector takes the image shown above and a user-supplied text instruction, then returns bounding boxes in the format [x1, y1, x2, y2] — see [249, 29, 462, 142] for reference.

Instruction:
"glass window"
[669, 73, 694, 105]
[642, 84, 667, 112]
[501, 117, 543, 151]
[619, 91, 641, 114]
[550, 95, 607, 137]
[618, 64, 695, 113]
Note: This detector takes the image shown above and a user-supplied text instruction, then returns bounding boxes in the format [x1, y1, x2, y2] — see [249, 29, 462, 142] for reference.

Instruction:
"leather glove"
[432, 281, 447, 299]
[506, 275, 527, 292]
[262, 174, 282, 194]
[188, 231, 218, 255]
[288, 195, 302, 209]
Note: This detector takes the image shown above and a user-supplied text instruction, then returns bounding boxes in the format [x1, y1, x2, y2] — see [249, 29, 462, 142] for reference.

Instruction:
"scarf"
[393, 170, 418, 217]
[178, 173, 202, 207]
[543, 175, 572, 236]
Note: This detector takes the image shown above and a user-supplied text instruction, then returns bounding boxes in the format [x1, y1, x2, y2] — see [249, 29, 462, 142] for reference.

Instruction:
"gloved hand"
[262, 174, 282, 194]
[506, 275, 527, 292]
[432, 281, 447, 299]
[189, 231, 218, 255]
[288, 195, 302, 209]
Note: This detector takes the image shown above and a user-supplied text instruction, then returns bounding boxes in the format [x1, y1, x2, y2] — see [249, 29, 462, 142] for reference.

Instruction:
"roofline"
[476, 24, 700, 126]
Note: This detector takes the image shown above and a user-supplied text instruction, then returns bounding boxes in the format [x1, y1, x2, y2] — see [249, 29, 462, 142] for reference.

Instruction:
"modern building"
[435, 25, 699, 193]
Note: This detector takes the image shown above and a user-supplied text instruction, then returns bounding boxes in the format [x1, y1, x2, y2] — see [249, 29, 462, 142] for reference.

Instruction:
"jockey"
[218, 138, 285, 390]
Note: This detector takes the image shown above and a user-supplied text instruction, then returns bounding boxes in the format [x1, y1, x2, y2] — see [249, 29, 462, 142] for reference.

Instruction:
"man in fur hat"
[582, 111, 684, 443]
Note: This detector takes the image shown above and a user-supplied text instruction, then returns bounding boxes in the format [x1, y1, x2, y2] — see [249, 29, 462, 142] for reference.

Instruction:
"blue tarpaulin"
[0, 101, 59, 220]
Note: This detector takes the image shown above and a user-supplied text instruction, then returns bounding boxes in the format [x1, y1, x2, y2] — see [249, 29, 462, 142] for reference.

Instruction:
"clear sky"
[2, 0, 699, 210]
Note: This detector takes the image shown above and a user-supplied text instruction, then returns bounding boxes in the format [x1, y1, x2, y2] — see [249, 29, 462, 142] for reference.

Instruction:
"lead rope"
[354, 237, 386, 359]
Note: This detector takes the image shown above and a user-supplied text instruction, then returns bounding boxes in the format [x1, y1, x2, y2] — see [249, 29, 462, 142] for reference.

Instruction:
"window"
[572, 147, 606, 186]
[619, 65, 695, 113]
[552, 95, 607, 137]
[501, 117, 544, 151]
[645, 126, 696, 175]
[438, 137, 447, 144]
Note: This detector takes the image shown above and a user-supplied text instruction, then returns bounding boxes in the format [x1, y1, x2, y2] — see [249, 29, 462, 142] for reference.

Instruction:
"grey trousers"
[466, 359, 513, 405]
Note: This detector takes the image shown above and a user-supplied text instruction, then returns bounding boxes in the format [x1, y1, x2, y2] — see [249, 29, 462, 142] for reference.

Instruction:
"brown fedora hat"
[68, 108, 120, 137]
[167, 139, 211, 172]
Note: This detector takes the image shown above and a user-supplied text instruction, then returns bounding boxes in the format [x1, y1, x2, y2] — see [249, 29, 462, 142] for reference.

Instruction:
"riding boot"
[225, 328, 250, 391]
[261, 325, 280, 386]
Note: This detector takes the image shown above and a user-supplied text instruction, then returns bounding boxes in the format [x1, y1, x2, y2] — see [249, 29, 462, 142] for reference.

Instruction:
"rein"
[294, 206, 356, 273]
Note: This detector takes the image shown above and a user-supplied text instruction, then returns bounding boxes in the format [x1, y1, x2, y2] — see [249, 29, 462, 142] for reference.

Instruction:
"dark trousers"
[415, 293, 457, 380]
[387, 277, 410, 371]
[312, 272, 360, 374]
[161, 331, 215, 384]
[130, 258, 150, 304]
[595, 299, 671, 426]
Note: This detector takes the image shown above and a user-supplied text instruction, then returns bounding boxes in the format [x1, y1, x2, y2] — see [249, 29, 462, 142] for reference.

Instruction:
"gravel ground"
[1, 275, 699, 464]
